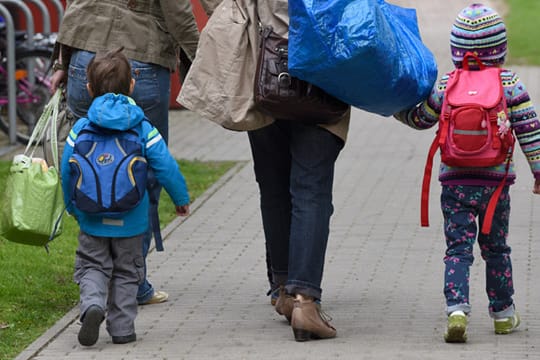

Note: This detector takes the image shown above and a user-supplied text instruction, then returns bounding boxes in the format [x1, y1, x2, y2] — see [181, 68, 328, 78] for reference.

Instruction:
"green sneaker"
[494, 312, 520, 335]
[444, 311, 468, 343]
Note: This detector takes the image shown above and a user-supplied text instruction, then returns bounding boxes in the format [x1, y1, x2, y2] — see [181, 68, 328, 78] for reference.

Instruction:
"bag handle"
[24, 89, 62, 169]
[462, 51, 485, 71]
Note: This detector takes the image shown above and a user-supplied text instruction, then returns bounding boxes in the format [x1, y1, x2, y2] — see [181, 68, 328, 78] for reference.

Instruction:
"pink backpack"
[421, 52, 514, 234]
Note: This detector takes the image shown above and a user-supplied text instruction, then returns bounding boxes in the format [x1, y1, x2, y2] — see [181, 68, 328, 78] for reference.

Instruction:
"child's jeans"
[441, 184, 515, 319]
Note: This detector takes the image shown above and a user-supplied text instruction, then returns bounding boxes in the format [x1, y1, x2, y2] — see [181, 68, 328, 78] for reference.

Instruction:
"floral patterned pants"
[441, 185, 514, 317]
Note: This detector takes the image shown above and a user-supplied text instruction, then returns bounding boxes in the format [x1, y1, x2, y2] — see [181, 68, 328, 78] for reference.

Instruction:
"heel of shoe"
[275, 286, 294, 323]
[290, 294, 336, 341]
[293, 327, 312, 342]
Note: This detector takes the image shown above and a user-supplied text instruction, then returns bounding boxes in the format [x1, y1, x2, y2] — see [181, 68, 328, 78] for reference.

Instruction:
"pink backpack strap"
[421, 131, 441, 227]
[481, 174, 506, 235]
[481, 136, 515, 235]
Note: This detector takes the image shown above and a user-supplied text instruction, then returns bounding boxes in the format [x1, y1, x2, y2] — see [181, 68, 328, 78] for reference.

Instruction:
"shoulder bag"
[254, 25, 349, 124]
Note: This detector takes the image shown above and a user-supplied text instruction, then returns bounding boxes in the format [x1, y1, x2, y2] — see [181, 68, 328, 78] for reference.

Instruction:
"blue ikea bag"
[288, 0, 438, 117]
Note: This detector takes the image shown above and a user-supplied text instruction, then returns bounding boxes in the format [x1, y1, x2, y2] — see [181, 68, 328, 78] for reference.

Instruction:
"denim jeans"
[441, 184, 515, 318]
[248, 121, 343, 300]
[67, 50, 171, 304]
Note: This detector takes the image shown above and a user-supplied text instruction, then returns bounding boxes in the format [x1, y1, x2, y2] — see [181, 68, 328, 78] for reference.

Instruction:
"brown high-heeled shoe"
[275, 286, 294, 323]
[291, 294, 336, 341]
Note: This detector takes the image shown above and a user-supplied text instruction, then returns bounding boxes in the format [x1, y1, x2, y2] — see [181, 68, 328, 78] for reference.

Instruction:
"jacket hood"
[87, 93, 145, 131]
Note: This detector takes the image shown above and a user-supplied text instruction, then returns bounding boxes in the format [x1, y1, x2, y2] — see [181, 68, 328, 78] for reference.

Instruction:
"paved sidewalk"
[13, 0, 540, 359]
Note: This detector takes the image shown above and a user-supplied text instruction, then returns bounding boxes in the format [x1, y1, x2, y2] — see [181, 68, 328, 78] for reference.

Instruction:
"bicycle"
[0, 24, 60, 145]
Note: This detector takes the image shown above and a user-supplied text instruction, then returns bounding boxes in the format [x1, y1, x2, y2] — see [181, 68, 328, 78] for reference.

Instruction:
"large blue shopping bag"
[288, 0, 438, 117]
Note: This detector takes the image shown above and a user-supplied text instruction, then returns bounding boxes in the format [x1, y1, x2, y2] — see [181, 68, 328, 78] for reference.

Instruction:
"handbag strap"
[24, 88, 62, 169]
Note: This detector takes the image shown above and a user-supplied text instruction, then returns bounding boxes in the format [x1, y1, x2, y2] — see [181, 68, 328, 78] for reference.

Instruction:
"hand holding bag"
[254, 25, 349, 124]
[0, 89, 64, 249]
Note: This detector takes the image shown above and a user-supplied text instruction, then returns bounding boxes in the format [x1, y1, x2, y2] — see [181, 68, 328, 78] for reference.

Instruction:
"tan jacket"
[56, 0, 200, 71]
[183, 0, 350, 141]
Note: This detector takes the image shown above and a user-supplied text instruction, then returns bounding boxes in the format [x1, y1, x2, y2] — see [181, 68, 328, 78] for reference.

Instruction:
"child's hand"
[533, 179, 540, 195]
[175, 204, 190, 217]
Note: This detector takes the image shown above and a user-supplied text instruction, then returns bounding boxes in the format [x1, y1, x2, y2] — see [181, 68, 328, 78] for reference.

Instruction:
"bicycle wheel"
[0, 49, 53, 144]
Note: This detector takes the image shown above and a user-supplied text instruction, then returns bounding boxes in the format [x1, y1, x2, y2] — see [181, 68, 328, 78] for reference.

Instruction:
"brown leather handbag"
[254, 26, 349, 124]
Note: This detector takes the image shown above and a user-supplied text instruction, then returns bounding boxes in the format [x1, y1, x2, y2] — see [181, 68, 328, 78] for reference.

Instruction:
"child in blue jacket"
[60, 48, 190, 347]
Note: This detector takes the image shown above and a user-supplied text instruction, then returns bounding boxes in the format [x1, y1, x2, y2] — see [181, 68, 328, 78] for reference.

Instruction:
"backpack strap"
[149, 192, 164, 251]
[45, 206, 67, 254]
[480, 136, 515, 235]
[479, 61, 512, 235]
[141, 119, 164, 251]
[421, 130, 441, 227]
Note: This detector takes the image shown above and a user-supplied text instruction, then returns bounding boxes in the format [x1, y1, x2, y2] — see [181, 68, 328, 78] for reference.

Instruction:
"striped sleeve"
[504, 70, 540, 177]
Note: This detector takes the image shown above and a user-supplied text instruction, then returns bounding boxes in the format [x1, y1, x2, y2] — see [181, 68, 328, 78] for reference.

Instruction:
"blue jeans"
[248, 121, 343, 300]
[67, 50, 171, 304]
[441, 185, 515, 318]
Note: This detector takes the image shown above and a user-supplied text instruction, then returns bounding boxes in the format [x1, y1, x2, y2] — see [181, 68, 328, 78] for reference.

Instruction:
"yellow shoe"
[140, 290, 169, 305]
[494, 312, 520, 334]
[444, 311, 468, 343]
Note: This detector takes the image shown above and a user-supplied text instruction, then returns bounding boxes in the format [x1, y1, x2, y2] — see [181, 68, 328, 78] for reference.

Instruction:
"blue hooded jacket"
[60, 93, 190, 238]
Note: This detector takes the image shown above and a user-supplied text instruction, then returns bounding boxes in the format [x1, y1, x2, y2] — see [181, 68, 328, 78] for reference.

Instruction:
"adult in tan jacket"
[50, 0, 200, 307]
[183, 0, 349, 341]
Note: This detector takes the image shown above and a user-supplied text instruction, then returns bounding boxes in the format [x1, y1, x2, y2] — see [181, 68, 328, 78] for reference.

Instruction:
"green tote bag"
[0, 89, 64, 247]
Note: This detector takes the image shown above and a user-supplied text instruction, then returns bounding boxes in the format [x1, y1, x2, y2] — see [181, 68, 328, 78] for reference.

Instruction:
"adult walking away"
[49, 0, 200, 306]
[394, 3, 540, 343]
[60, 48, 190, 346]
[183, 0, 350, 341]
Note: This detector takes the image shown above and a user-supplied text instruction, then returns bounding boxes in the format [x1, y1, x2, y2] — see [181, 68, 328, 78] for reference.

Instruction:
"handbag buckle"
[278, 72, 291, 87]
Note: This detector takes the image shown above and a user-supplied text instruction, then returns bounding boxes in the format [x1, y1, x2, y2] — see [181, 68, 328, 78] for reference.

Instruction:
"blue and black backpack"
[68, 122, 148, 217]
